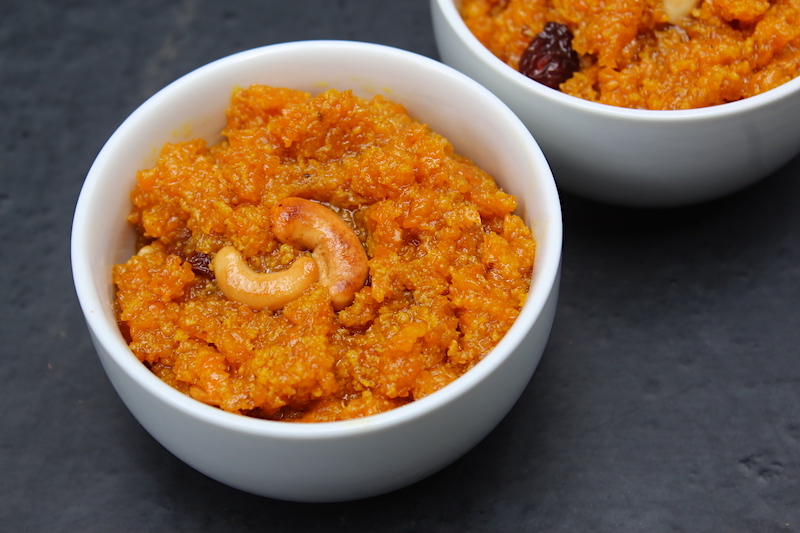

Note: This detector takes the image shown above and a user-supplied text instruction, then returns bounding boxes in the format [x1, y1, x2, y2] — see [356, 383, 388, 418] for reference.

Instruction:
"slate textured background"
[2, 1, 799, 531]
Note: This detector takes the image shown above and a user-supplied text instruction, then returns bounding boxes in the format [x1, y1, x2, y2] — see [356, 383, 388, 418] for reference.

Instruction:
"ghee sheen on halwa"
[112, 85, 536, 423]
[460, 0, 800, 110]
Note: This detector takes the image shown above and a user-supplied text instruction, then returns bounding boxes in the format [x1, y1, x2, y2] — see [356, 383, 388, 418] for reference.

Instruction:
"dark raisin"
[403, 229, 422, 248]
[519, 22, 580, 90]
[187, 251, 214, 279]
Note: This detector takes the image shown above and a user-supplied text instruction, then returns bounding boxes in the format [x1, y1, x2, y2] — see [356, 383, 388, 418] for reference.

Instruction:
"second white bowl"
[432, 0, 800, 207]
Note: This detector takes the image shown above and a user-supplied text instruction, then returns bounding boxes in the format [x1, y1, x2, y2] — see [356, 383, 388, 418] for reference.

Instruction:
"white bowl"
[431, 0, 800, 207]
[71, 40, 562, 502]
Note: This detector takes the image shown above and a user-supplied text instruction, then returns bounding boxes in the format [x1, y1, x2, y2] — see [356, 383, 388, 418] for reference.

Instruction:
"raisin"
[403, 229, 422, 248]
[187, 251, 214, 279]
[519, 22, 580, 90]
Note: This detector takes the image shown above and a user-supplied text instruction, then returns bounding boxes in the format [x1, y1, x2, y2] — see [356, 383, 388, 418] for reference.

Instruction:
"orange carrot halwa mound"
[112, 85, 536, 422]
[460, 0, 800, 110]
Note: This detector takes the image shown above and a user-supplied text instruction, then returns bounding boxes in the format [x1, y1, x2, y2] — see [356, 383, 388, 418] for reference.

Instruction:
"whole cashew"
[213, 246, 319, 311]
[270, 197, 369, 311]
[663, 0, 699, 23]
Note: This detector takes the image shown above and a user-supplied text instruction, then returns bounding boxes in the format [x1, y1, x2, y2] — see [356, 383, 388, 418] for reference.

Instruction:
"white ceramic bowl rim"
[436, 0, 800, 121]
[72, 40, 562, 441]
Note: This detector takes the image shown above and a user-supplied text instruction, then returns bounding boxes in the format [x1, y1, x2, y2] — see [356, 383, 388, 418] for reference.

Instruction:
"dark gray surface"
[2, 1, 799, 531]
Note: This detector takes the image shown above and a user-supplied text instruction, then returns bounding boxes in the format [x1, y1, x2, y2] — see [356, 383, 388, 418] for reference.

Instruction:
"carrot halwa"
[460, 0, 800, 109]
[113, 85, 536, 422]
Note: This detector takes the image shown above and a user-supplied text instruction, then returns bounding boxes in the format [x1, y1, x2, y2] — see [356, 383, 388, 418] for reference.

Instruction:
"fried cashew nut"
[664, 0, 700, 24]
[213, 246, 319, 311]
[212, 197, 368, 311]
[271, 197, 369, 311]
